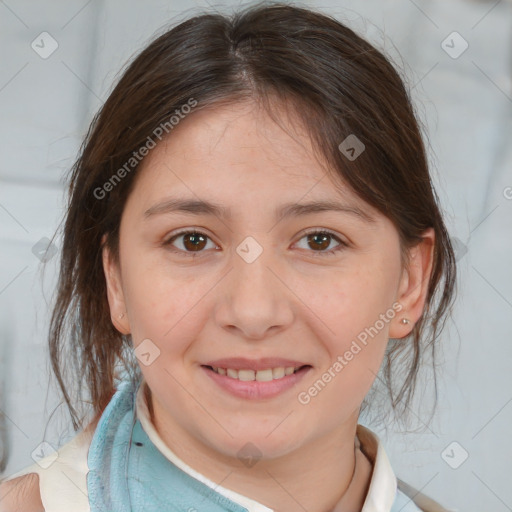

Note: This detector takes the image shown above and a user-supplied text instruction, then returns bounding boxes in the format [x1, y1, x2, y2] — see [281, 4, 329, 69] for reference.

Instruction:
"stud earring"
[400, 318, 410, 325]
[118, 312, 125, 319]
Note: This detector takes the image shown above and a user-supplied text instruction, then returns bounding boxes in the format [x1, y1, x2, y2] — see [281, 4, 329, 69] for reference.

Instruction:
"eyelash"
[163, 228, 348, 258]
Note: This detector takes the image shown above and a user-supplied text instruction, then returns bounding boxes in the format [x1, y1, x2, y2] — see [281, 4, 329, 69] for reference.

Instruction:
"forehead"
[128, 100, 376, 219]
[146, 101, 324, 177]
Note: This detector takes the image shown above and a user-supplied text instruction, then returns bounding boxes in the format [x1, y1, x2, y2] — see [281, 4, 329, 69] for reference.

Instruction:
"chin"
[205, 428, 304, 463]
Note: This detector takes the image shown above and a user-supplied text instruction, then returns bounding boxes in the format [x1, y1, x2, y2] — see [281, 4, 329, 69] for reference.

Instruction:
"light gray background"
[0, 1, 511, 511]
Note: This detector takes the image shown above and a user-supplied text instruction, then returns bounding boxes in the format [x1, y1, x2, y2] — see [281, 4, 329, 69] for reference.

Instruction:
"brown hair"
[47, 1, 456, 432]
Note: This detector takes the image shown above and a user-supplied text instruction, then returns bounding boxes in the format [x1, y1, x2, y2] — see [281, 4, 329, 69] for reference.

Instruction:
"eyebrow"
[143, 197, 377, 223]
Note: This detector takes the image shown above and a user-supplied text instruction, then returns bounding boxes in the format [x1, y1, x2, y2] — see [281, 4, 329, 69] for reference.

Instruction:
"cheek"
[122, 265, 230, 379]
[306, 264, 395, 334]
[297, 283, 394, 417]
[304, 260, 398, 373]
[121, 253, 200, 346]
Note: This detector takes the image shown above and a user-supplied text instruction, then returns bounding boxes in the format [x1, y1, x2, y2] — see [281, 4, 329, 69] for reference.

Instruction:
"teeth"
[273, 367, 285, 379]
[210, 366, 303, 381]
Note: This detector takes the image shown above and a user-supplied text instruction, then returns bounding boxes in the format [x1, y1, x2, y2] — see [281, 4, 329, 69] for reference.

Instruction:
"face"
[103, 100, 434, 463]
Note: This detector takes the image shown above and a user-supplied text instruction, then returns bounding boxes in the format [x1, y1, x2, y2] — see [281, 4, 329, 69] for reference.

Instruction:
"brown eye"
[295, 230, 347, 256]
[306, 232, 331, 251]
[181, 232, 208, 251]
[164, 230, 215, 255]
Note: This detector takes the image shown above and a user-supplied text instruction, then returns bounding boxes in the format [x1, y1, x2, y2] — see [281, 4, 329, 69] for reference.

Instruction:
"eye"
[163, 230, 217, 257]
[163, 228, 348, 257]
[294, 229, 347, 257]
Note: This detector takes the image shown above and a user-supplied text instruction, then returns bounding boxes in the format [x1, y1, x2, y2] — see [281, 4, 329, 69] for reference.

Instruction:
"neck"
[147, 387, 373, 512]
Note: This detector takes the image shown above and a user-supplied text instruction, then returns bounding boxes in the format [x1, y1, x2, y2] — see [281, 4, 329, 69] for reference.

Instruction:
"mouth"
[200, 363, 312, 400]
[201, 364, 311, 382]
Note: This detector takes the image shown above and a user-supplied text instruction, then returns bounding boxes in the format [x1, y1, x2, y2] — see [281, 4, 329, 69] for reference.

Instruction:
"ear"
[389, 227, 435, 339]
[102, 234, 131, 335]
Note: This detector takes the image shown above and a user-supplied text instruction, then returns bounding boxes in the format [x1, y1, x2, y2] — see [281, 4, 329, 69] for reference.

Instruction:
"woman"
[0, 2, 456, 510]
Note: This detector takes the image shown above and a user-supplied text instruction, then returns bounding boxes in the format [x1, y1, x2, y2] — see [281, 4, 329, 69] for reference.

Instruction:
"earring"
[118, 312, 125, 319]
[400, 318, 410, 325]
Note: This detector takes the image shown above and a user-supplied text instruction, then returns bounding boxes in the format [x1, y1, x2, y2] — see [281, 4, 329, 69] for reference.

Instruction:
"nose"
[213, 242, 294, 340]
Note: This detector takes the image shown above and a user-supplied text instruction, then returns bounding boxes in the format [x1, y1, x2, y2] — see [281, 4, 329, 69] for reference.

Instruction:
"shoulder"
[0, 416, 100, 512]
[0, 473, 44, 512]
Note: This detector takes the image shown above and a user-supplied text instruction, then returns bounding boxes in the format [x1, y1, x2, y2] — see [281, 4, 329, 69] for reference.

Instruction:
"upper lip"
[202, 357, 310, 371]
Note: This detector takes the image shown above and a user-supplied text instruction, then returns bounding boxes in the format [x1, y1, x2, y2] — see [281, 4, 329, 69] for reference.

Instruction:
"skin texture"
[102, 100, 434, 512]
[0, 473, 44, 512]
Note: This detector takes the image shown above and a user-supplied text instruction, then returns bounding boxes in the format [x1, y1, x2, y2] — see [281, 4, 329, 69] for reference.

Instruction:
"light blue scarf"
[87, 378, 250, 511]
[86, 378, 421, 512]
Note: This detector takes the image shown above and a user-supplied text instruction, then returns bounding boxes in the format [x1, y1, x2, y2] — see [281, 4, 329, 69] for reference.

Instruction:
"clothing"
[2, 377, 448, 511]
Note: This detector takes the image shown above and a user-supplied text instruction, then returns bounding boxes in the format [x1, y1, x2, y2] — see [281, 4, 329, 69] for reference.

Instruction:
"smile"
[201, 364, 312, 400]
[207, 365, 307, 381]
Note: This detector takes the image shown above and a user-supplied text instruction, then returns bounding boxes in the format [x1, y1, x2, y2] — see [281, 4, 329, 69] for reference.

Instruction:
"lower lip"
[201, 365, 312, 400]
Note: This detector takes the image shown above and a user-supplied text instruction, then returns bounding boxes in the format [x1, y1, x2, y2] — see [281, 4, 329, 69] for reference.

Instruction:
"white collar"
[136, 379, 398, 512]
